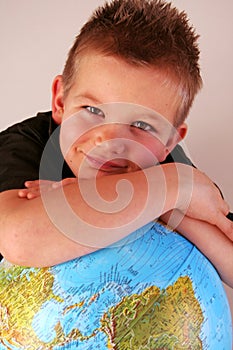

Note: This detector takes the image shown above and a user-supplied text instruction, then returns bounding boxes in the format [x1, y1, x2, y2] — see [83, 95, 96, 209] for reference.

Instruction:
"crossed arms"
[1, 163, 233, 287]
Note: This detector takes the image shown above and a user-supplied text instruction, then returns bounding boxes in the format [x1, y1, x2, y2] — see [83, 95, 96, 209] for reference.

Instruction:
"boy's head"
[62, 0, 202, 126]
[51, 0, 202, 179]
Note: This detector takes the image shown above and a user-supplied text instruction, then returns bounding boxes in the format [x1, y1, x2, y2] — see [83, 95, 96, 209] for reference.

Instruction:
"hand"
[18, 178, 77, 199]
[170, 164, 233, 240]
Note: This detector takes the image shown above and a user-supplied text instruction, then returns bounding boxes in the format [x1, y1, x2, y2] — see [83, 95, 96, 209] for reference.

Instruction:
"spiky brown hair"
[62, 0, 202, 125]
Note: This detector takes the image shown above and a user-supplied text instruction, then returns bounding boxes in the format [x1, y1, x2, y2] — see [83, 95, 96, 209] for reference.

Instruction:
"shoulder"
[163, 144, 194, 166]
[0, 111, 57, 191]
[0, 111, 54, 146]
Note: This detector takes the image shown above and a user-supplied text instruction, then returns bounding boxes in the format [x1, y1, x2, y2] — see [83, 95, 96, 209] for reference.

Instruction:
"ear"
[164, 123, 188, 158]
[51, 75, 64, 125]
[174, 122, 187, 144]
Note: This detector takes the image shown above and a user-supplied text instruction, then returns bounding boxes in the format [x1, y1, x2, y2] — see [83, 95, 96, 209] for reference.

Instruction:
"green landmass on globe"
[0, 262, 204, 349]
[101, 276, 204, 349]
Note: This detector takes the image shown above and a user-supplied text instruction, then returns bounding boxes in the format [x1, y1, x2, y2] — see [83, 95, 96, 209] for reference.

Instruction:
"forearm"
[161, 211, 233, 288]
[0, 190, 96, 266]
[0, 165, 177, 267]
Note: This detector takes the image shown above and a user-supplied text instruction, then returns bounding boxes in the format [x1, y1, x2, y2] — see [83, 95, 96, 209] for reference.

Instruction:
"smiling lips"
[85, 153, 128, 172]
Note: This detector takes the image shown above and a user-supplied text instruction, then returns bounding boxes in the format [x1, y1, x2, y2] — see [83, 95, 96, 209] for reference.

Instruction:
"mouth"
[85, 154, 128, 172]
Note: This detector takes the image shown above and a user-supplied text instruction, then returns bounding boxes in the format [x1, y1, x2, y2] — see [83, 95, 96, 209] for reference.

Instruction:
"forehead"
[68, 53, 181, 125]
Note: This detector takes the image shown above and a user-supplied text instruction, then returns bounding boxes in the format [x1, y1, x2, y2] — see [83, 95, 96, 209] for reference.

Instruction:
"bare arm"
[0, 164, 174, 266]
[0, 163, 232, 267]
[0, 189, 97, 266]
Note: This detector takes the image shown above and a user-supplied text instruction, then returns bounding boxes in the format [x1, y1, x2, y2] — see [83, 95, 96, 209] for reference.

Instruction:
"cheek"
[65, 147, 92, 178]
[60, 118, 96, 157]
[151, 140, 167, 161]
[64, 148, 80, 176]
[60, 118, 81, 156]
[136, 138, 167, 166]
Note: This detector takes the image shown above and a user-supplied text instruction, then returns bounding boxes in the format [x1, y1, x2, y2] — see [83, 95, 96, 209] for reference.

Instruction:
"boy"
[0, 0, 232, 348]
[0, 0, 232, 281]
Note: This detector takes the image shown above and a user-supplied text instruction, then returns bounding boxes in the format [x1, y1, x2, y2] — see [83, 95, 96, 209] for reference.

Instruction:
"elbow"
[0, 191, 37, 266]
[0, 226, 31, 267]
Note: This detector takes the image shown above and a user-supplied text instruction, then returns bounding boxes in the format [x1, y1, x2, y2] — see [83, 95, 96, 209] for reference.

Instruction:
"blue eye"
[131, 120, 156, 133]
[84, 106, 105, 117]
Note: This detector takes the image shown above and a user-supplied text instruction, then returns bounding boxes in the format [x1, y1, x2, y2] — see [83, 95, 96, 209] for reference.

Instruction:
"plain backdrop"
[1, 0, 233, 330]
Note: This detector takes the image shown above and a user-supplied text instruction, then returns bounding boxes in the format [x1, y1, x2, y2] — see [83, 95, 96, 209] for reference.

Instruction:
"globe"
[0, 221, 232, 349]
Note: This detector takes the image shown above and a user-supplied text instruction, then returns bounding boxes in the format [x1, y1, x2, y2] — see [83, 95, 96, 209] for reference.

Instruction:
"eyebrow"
[133, 110, 166, 123]
[74, 92, 103, 105]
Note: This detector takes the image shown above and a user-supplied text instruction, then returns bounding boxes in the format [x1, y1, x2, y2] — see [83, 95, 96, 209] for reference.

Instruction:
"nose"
[93, 124, 128, 155]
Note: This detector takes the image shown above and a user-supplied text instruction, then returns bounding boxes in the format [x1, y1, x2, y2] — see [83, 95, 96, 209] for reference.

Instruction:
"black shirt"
[0, 111, 74, 192]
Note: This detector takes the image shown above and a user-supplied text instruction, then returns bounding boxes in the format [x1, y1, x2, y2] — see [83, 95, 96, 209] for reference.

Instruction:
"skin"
[1, 53, 233, 287]
[52, 53, 187, 178]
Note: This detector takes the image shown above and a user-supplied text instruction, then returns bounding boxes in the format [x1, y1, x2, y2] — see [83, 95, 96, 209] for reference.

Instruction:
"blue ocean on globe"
[0, 221, 232, 349]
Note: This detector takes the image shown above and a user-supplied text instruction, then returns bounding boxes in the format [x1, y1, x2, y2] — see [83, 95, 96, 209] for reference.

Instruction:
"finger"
[51, 181, 63, 189]
[25, 180, 54, 189]
[222, 200, 230, 216]
[26, 192, 40, 200]
[51, 178, 76, 189]
[18, 188, 40, 199]
[20, 187, 42, 199]
[215, 211, 233, 241]
[62, 178, 77, 185]
[24, 180, 41, 188]
[18, 189, 29, 198]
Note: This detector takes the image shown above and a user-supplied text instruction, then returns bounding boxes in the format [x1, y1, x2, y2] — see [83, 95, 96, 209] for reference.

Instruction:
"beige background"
[1, 0, 233, 334]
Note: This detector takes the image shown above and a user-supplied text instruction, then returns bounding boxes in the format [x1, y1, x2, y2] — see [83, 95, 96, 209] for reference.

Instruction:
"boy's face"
[52, 53, 187, 179]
